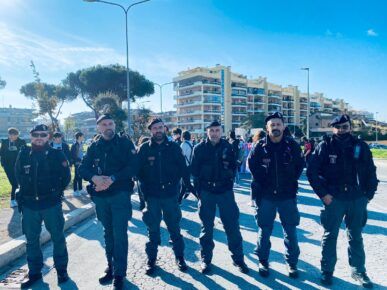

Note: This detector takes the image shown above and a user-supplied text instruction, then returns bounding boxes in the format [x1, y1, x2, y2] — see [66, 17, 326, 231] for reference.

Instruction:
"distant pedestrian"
[50, 132, 71, 162]
[0, 127, 26, 208]
[70, 132, 85, 197]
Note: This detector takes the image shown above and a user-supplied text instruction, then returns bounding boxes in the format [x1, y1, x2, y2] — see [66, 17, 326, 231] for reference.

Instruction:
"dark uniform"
[79, 129, 137, 279]
[137, 121, 192, 273]
[15, 125, 71, 286]
[307, 114, 378, 287]
[70, 141, 83, 192]
[248, 133, 304, 274]
[191, 124, 247, 272]
[0, 137, 26, 201]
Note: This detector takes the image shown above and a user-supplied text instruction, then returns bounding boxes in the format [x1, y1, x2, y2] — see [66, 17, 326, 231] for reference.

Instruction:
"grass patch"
[371, 149, 387, 158]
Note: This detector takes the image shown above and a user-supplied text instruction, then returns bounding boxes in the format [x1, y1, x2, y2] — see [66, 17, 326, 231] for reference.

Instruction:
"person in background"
[50, 132, 71, 162]
[0, 127, 26, 208]
[172, 128, 183, 145]
[70, 132, 85, 197]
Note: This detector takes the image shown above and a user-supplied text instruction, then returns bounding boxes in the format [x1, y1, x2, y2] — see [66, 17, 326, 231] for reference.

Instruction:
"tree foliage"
[241, 112, 266, 130]
[63, 64, 154, 119]
[132, 106, 152, 141]
[20, 61, 77, 131]
[93, 92, 127, 132]
[0, 76, 6, 89]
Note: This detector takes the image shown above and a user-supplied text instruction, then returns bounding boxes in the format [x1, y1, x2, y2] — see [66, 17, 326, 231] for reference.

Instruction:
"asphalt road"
[0, 161, 386, 289]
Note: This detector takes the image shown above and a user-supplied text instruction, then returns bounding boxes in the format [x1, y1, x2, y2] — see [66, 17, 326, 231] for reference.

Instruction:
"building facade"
[173, 65, 351, 135]
[0, 106, 36, 139]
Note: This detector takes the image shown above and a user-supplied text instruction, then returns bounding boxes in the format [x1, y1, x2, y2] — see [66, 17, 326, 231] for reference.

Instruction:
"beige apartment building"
[173, 65, 350, 135]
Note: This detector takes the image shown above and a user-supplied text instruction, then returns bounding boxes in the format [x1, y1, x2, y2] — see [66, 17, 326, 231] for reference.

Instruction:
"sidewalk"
[0, 189, 92, 252]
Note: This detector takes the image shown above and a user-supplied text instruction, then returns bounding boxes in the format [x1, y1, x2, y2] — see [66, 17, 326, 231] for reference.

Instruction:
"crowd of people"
[0, 112, 378, 289]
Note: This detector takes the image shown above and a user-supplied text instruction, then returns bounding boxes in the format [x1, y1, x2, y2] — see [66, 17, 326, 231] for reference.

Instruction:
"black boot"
[145, 259, 156, 275]
[57, 270, 69, 284]
[99, 266, 113, 285]
[112, 276, 124, 290]
[321, 271, 333, 286]
[287, 264, 299, 278]
[175, 256, 188, 272]
[21, 273, 42, 289]
[352, 272, 373, 288]
[258, 260, 269, 277]
[200, 261, 211, 274]
[233, 260, 249, 274]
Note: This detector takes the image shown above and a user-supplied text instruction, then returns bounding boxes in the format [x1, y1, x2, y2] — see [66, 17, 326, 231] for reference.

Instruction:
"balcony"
[177, 81, 202, 89]
[203, 110, 221, 114]
[203, 90, 221, 95]
[177, 101, 202, 108]
[177, 91, 202, 99]
[177, 110, 202, 116]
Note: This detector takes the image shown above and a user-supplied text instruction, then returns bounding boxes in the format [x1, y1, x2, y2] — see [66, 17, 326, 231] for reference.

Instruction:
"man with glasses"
[307, 114, 378, 288]
[0, 127, 26, 207]
[15, 124, 71, 288]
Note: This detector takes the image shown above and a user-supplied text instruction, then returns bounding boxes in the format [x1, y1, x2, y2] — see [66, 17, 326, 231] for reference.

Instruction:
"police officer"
[191, 121, 249, 274]
[137, 118, 192, 275]
[15, 124, 71, 288]
[79, 114, 137, 290]
[0, 127, 26, 208]
[50, 131, 71, 162]
[248, 112, 304, 278]
[307, 114, 378, 288]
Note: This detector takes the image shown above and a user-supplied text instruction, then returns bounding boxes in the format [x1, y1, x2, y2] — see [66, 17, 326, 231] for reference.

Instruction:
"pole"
[83, 0, 150, 135]
[376, 112, 379, 142]
[124, 10, 131, 133]
[306, 69, 310, 139]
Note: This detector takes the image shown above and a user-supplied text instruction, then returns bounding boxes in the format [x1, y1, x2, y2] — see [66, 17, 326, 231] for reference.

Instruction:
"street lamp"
[375, 112, 379, 142]
[301, 67, 310, 139]
[84, 0, 151, 135]
[153, 82, 174, 113]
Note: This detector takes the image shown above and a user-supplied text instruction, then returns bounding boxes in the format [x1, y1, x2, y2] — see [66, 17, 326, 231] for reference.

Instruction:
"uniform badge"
[148, 156, 155, 166]
[329, 154, 337, 164]
[262, 158, 271, 165]
[23, 165, 31, 174]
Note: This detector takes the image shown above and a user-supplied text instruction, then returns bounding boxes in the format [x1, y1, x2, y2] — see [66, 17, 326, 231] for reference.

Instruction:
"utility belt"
[21, 191, 62, 201]
[200, 179, 233, 191]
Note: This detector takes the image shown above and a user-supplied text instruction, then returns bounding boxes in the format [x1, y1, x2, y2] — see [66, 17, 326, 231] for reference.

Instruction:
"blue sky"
[0, 0, 386, 121]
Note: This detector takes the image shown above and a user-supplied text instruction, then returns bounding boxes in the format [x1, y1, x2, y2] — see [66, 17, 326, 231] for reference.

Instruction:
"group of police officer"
[10, 111, 378, 289]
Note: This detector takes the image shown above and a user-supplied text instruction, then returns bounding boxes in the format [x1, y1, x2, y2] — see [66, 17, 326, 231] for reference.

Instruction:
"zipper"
[274, 152, 278, 194]
[103, 153, 107, 174]
[158, 151, 162, 184]
[35, 160, 39, 200]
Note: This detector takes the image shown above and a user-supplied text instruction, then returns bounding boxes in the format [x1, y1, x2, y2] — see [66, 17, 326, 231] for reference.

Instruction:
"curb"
[0, 203, 95, 270]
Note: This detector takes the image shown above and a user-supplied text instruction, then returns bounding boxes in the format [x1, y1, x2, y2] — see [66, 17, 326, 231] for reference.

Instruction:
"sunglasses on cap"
[31, 132, 49, 138]
[334, 124, 350, 130]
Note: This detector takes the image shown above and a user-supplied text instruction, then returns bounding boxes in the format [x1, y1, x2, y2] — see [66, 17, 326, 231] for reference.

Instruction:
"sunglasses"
[334, 124, 350, 130]
[31, 132, 49, 138]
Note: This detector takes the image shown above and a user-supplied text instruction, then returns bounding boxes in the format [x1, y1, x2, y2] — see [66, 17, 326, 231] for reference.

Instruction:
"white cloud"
[367, 29, 378, 37]
[0, 22, 125, 71]
[325, 29, 343, 38]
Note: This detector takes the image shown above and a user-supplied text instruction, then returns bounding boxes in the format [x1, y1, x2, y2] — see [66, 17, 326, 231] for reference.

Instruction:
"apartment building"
[0, 106, 36, 139]
[173, 65, 353, 136]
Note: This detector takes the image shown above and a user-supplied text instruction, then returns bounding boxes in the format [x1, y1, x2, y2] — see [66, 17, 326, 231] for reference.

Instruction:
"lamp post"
[301, 68, 310, 139]
[84, 0, 150, 135]
[375, 112, 379, 142]
[153, 82, 174, 114]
